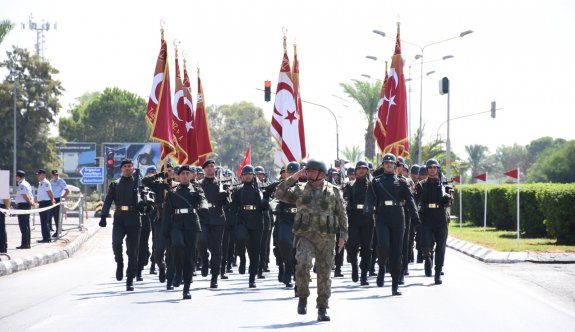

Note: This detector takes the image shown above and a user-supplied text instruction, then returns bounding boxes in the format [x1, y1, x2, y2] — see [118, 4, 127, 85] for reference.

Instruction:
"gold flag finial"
[197, 67, 200, 76]
[160, 19, 165, 39]
[282, 27, 288, 51]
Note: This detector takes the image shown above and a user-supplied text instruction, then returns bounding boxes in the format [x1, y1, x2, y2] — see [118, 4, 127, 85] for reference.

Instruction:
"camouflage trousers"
[295, 233, 336, 309]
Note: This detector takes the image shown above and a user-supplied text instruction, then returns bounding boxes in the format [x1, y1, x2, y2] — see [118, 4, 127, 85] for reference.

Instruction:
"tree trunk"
[364, 122, 375, 160]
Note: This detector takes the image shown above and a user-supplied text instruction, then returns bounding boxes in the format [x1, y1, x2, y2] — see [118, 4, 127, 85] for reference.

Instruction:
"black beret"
[120, 159, 133, 167]
[178, 165, 192, 175]
[202, 159, 216, 169]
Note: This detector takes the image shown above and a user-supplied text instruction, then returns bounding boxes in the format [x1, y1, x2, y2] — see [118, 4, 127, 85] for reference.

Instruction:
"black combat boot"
[360, 270, 369, 286]
[173, 271, 182, 287]
[334, 267, 343, 278]
[226, 264, 233, 273]
[210, 274, 218, 288]
[278, 264, 284, 283]
[434, 268, 443, 285]
[391, 275, 402, 296]
[183, 282, 191, 300]
[126, 277, 134, 291]
[201, 259, 209, 277]
[166, 275, 174, 290]
[399, 274, 405, 285]
[351, 262, 359, 282]
[149, 263, 156, 275]
[220, 272, 229, 280]
[249, 274, 256, 288]
[257, 269, 266, 279]
[159, 265, 166, 283]
[239, 261, 246, 274]
[376, 266, 385, 287]
[284, 267, 293, 288]
[416, 250, 423, 263]
[424, 257, 433, 277]
[317, 308, 330, 321]
[136, 269, 143, 282]
[116, 262, 124, 281]
[297, 297, 307, 315]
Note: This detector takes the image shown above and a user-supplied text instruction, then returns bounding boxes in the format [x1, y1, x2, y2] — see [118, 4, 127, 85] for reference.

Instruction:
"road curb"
[447, 236, 575, 263]
[0, 226, 101, 277]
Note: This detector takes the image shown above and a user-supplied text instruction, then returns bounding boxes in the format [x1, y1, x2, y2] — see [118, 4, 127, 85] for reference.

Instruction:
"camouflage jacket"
[275, 177, 348, 242]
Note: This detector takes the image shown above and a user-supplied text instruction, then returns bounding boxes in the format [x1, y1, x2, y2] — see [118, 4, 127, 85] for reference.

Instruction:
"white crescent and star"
[149, 73, 163, 105]
[172, 90, 184, 122]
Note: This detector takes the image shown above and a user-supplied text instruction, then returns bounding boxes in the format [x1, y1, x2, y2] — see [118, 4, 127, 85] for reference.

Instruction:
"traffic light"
[264, 80, 271, 102]
[490, 101, 496, 118]
[106, 151, 115, 179]
[439, 77, 449, 95]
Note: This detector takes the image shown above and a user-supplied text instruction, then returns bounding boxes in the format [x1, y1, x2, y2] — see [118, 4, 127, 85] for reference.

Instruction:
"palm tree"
[0, 20, 14, 45]
[407, 126, 445, 165]
[341, 145, 363, 164]
[465, 144, 489, 182]
[339, 79, 382, 160]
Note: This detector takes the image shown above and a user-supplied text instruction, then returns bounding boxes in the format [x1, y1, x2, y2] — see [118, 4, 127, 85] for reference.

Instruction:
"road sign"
[80, 176, 104, 185]
[80, 167, 104, 185]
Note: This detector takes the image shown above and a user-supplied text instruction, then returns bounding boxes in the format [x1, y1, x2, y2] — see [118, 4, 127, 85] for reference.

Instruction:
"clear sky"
[2, 0, 574, 167]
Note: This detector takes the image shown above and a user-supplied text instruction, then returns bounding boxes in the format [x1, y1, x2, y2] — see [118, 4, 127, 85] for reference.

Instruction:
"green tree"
[0, 20, 14, 45]
[339, 79, 382, 160]
[341, 145, 363, 164]
[207, 101, 275, 175]
[525, 136, 566, 172]
[465, 144, 489, 183]
[496, 143, 527, 176]
[526, 140, 575, 183]
[408, 126, 446, 165]
[59, 88, 149, 145]
[0, 47, 64, 173]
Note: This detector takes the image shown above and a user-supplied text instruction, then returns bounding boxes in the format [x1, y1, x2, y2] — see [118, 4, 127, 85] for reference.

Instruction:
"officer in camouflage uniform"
[364, 154, 419, 296]
[414, 159, 452, 285]
[275, 159, 348, 322]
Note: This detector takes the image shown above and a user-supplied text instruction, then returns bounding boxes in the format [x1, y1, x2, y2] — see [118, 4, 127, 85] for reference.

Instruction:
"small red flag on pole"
[236, 147, 251, 179]
[474, 173, 487, 181]
[453, 175, 461, 183]
[504, 169, 519, 179]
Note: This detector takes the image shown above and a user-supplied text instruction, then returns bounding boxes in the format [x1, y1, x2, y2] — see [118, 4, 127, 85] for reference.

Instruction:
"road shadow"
[240, 321, 321, 329]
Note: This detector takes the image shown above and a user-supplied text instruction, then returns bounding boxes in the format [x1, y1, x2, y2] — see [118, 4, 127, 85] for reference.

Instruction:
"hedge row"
[450, 183, 575, 244]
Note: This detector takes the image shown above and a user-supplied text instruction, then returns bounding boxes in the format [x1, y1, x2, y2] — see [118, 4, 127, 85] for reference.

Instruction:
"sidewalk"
[0, 214, 101, 276]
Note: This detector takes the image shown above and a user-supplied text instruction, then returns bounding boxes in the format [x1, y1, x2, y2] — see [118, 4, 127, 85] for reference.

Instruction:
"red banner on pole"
[182, 60, 199, 165]
[172, 51, 190, 164]
[374, 62, 388, 154]
[474, 173, 487, 181]
[236, 147, 251, 178]
[504, 169, 519, 179]
[195, 68, 213, 162]
[453, 175, 461, 183]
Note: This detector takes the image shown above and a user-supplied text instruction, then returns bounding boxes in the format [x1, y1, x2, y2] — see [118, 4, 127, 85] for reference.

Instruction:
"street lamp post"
[12, 72, 17, 188]
[373, 29, 473, 164]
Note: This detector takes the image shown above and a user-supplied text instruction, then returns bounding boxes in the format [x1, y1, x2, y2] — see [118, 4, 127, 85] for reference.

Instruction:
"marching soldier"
[364, 154, 419, 296]
[275, 159, 348, 322]
[229, 165, 269, 288]
[135, 165, 157, 281]
[396, 158, 413, 283]
[255, 166, 273, 278]
[15, 170, 33, 249]
[408, 164, 420, 264]
[198, 159, 231, 288]
[99, 159, 142, 291]
[343, 161, 374, 286]
[163, 165, 208, 299]
[35, 169, 55, 243]
[414, 159, 452, 285]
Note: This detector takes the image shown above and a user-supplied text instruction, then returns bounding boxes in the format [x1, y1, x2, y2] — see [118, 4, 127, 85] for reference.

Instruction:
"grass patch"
[448, 221, 575, 252]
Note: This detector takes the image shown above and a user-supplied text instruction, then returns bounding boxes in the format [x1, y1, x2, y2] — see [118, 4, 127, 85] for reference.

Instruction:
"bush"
[507, 184, 546, 237]
[537, 184, 575, 244]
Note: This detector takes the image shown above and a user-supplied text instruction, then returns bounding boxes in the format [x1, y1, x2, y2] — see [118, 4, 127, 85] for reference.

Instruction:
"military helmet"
[419, 167, 428, 176]
[425, 159, 440, 168]
[241, 164, 255, 175]
[368, 162, 374, 170]
[355, 160, 369, 169]
[254, 166, 265, 174]
[306, 159, 327, 174]
[397, 156, 407, 168]
[382, 153, 397, 163]
[286, 161, 300, 173]
[196, 167, 204, 174]
[346, 167, 355, 175]
[410, 164, 420, 174]
[224, 168, 232, 176]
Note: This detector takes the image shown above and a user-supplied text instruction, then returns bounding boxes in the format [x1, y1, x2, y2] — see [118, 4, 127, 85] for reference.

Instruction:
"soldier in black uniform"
[275, 162, 301, 287]
[198, 159, 231, 288]
[365, 154, 419, 296]
[135, 165, 157, 281]
[99, 159, 142, 291]
[163, 165, 209, 299]
[343, 160, 374, 286]
[328, 168, 345, 278]
[396, 157, 413, 284]
[407, 164, 420, 264]
[415, 159, 452, 285]
[255, 166, 273, 279]
[229, 165, 268, 288]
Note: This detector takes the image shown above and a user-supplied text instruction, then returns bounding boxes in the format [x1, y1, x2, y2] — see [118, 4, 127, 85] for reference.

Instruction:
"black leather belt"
[426, 203, 441, 209]
[242, 205, 257, 210]
[116, 205, 136, 211]
[378, 200, 403, 208]
[174, 208, 196, 214]
[355, 204, 364, 209]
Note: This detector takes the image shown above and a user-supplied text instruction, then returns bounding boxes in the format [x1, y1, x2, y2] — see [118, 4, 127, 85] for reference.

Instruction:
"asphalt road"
[1, 226, 574, 332]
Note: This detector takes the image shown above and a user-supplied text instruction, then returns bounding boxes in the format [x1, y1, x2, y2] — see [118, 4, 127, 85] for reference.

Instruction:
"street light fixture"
[366, 55, 378, 61]
[426, 70, 436, 76]
[372, 28, 473, 164]
[361, 74, 371, 79]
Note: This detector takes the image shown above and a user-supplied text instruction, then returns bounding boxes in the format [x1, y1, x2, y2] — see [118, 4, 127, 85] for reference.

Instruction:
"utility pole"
[22, 14, 57, 60]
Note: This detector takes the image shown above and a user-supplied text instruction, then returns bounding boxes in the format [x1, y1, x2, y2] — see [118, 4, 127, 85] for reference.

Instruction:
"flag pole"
[483, 172, 488, 240]
[459, 178, 462, 229]
[516, 167, 520, 247]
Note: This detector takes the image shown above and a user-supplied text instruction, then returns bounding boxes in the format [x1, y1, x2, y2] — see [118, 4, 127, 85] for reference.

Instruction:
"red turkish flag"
[182, 60, 199, 165]
[380, 23, 409, 158]
[453, 175, 461, 183]
[172, 52, 190, 164]
[504, 169, 519, 179]
[374, 63, 388, 154]
[474, 173, 487, 181]
[195, 69, 213, 161]
[292, 45, 307, 159]
[236, 147, 251, 179]
[146, 30, 175, 161]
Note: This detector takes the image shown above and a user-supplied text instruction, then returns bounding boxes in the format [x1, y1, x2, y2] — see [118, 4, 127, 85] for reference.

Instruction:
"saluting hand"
[337, 238, 345, 254]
